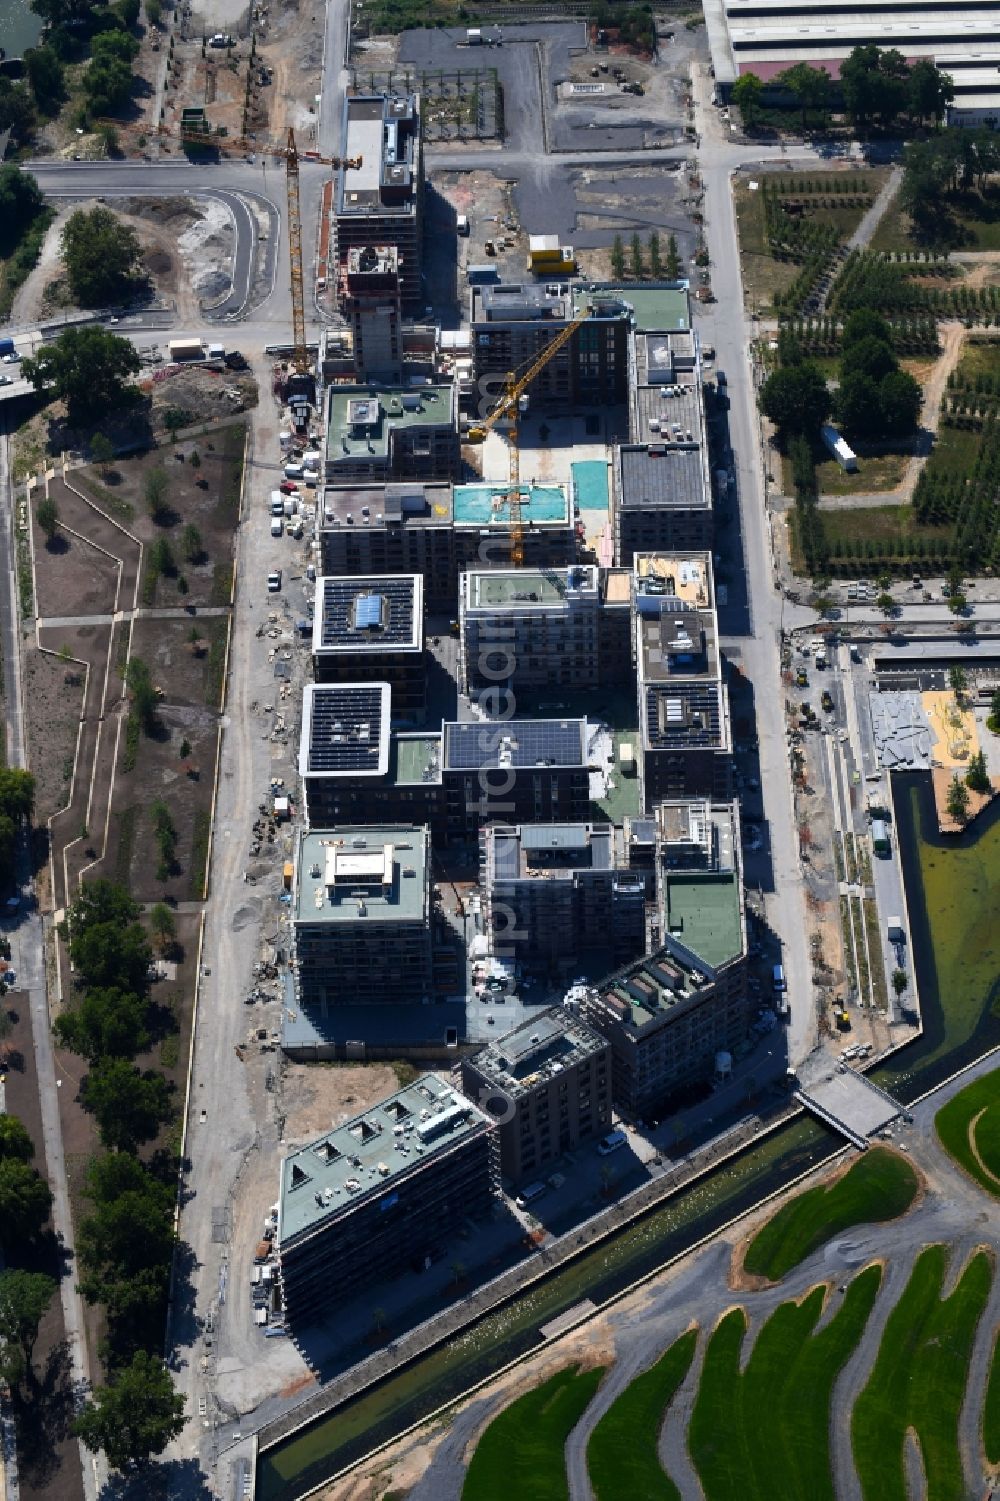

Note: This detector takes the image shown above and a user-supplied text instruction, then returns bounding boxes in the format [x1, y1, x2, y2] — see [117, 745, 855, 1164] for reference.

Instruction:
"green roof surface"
[663, 870, 742, 969]
[577, 286, 689, 333]
[391, 733, 442, 785]
[327, 385, 453, 461]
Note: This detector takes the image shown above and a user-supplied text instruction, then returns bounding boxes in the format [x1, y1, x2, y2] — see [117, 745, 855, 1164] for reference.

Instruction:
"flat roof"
[619, 444, 709, 512]
[443, 719, 588, 772]
[337, 93, 419, 217]
[467, 1007, 608, 1100]
[299, 682, 391, 780]
[389, 731, 443, 786]
[663, 869, 743, 970]
[578, 285, 691, 332]
[321, 483, 454, 529]
[635, 553, 713, 607]
[452, 483, 570, 528]
[293, 826, 429, 926]
[278, 1072, 490, 1244]
[327, 385, 454, 465]
[644, 680, 726, 750]
[594, 945, 719, 1032]
[313, 574, 423, 655]
[656, 797, 736, 867]
[465, 564, 599, 610]
[485, 821, 624, 881]
[638, 597, 718, 686]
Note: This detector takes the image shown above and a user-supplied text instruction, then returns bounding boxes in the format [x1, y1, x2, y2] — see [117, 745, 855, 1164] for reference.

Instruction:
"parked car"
[270, 516, 283, 537]
[267, 570, 282, 592]
[279, 481, 298, 495]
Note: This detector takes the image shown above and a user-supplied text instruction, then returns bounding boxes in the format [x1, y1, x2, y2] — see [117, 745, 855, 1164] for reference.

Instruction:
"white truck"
[168, 338, 204, 362]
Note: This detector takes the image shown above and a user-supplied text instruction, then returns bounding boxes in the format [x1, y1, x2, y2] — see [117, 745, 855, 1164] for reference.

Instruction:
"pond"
[0, 1, 43, 60]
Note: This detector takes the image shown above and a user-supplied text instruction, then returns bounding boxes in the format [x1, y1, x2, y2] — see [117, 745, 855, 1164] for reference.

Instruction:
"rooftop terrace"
[577, 284, 690, 332]
[597, 945, 717, 1032]
[389, 731, 443, 786]
[293, 826, 429, 926]
[278, 1072, 490, 1243]
[452, 483, 570, 528]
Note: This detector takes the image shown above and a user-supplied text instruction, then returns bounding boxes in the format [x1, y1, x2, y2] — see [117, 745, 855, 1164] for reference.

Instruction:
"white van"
[283, 462, 304, 480]
[515, 1181, 547, 1209]
[597, 1129, 627, 1156]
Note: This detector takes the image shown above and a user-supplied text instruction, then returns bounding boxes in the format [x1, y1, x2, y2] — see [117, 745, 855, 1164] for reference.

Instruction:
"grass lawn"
[462, 1364, 605, 1501]
[587, 1329, 696, 1501]
[985, 1330, 1000, 1465]
[815, 448, 911, 498]
[852, 1244, 993, 1501]
[689, 1267, 882, 1501]
[817, 502, 951, 556]
[954, 337, 1000, 386]
[935, 1069, 1000, 1197]
[743, 1147, 919, 1281]
[870, 184, 1000, 254]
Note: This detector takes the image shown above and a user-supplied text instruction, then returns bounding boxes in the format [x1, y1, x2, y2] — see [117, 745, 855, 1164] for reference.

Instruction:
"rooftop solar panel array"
[645, 683, 722, 749]
[443, 719, 586, 770]
[317, 575, 418, 651]
[303, 684, 389, 774]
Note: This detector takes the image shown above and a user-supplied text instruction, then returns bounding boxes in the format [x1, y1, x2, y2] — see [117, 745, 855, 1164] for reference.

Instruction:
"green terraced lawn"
[587, 1329, 697, 1501]
[936, 1069, 1000, 1198]
[689, 1266, 882, 1501]
[462, 1364, 605, 1501]
[852, 1244, 993, 1501]
[984, 1330, 1000, 1466]
[743, 1147, 919, 1281]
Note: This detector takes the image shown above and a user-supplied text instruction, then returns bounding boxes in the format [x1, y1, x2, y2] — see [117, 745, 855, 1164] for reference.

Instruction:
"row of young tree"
[732, 47, 954, 133]
[776, 317, 939, 359]
[830, 250, 1000, 323]
[53, 880, 185, 1471]
[609, 232, 683, 283]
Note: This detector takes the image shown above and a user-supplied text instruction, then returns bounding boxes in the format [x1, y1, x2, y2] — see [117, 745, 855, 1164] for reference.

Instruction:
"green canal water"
[257, 772, 1000, 1501]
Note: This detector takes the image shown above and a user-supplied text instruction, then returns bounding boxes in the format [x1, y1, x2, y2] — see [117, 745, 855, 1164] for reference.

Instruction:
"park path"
[846, 166, 903, 254]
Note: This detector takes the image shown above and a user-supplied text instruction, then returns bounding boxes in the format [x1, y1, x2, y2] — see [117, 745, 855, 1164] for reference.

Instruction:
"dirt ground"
[11, 198, 232, 327]
[29, 510, 121, 622]
[255, 0, 326, 140]
[1, 992, 86, 1501]
[75, 417, 247, 611]
[20, 647, 85, 828]
[281, 1061, 404, 1145]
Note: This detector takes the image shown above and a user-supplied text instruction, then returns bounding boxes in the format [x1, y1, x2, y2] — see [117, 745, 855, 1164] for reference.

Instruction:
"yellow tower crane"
[104, 121, 361, 373]
[467, 304, 592, 565]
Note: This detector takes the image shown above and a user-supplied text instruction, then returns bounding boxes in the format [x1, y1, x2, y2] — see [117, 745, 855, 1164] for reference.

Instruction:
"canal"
[257, 771, 1000, 1501]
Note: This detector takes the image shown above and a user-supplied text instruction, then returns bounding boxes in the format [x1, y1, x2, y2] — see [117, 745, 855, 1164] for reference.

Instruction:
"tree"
[0, 1270, 56, 1388]
[146, 0, 163, 22]
[80, 1059, 172, 1152]
[24, 45, 65, 114]
[878, 370, 921, 436]
[126, 656, 159, 733]
[181, 523, 202, 563]
[22, 327, 141, 425]
[759, 362, 831, 439]
[151, 799, 177, 881]
[966, 750, 990, 794]
[876, 592, 895, 617]
[647, 232, 662, 278]
[54, 986, 150, 1062]
[732, 72, 763, 128]
[842, 309, 893, 350]
[840, 44, 909, 130]
[90, 432, 114, 476]
[948, 664, 967, 698]
[148, 902, 175, 954]
[630, 232, 644, 280]
[0, 166, 45, 254]
[776, 62, 830, 128]
[988, 687, 1000, 735]
[0, 79, 37, 149]
[61, 206, 143, 308]
[836, 370, 881, 438]
[143, 465, 170, 522]
[841, 335, 899, 385]
[36, 496, 60, 541]
[74, 1351, 185, 1473]
[0, 1161, 52, 1249]
[892, 968, 908, 996]
[665, 233, 682, 280]
[77, 1155, 174, 1342]
[610, 234, 625, 280]
[907, 59, 955, 125]
[67, 880, 152, 995]
[163, 407, 186, 442]
[0, 768, 33, 872]
[946, 772, 970, 825]
[0, 1115, 37, 1165]
[82, 54, 133, 119]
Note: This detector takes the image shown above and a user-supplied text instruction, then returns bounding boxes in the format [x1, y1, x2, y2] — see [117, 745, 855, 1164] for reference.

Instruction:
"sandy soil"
[256, 0, 325, 140]
[281, 1062, 403, 1145]
[931, 766, 999, 834]
[20, 647, 84, 827]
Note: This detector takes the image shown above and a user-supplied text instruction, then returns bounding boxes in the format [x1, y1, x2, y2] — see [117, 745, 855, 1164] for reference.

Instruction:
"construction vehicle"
[101, 120, 360, 373]
[466, 305, 592, 564]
